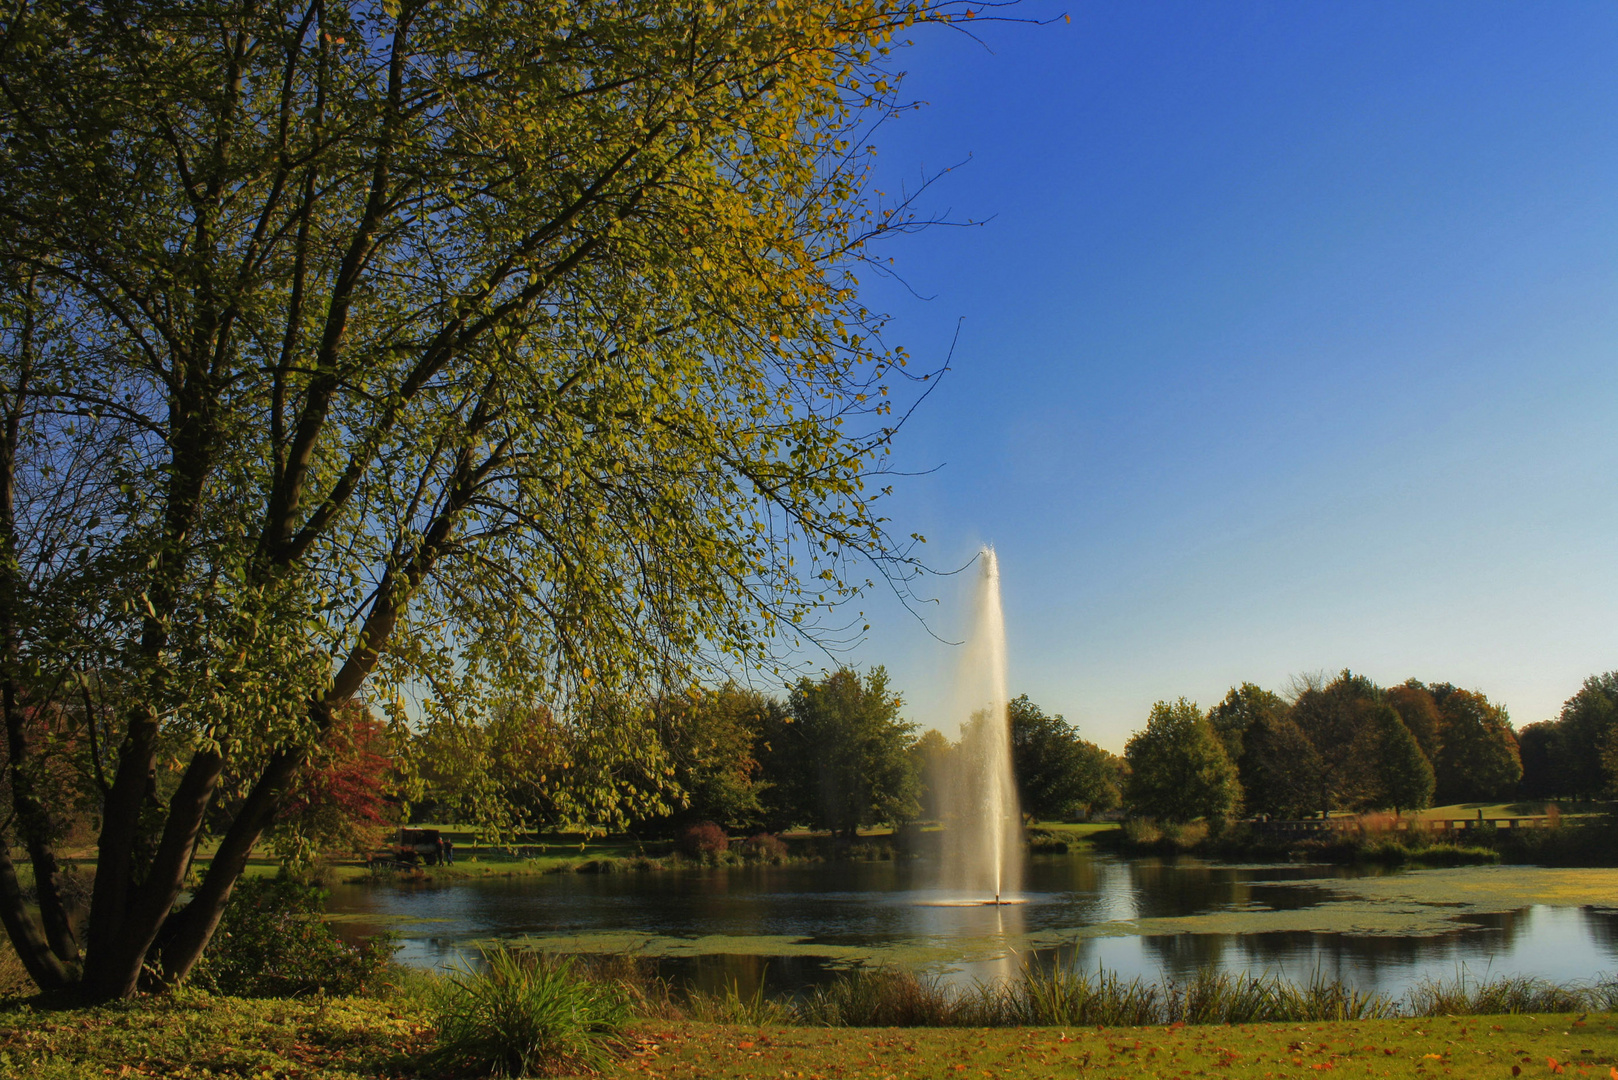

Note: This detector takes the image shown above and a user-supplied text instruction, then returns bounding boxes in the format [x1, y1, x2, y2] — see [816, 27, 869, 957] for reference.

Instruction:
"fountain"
[937, 545, 1023, 906]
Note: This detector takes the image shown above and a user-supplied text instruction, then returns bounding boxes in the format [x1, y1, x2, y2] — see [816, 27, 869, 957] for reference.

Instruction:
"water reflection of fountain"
[936, 546, 1023, 907]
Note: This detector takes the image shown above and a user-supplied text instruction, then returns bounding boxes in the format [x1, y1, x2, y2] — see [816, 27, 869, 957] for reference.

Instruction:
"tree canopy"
[1235, 708, 1320, 820]
[1123, 698, 1239, 824]
[761, 667, 919, 837]
[1519, 673, 1618, 799]
[1426, 684, 1521, 804]
[0, 0, 967, 999]
[1007, 694, 1121, 821]
[1367, 702, 1434, 814]
[1288, 671, 1383, 815]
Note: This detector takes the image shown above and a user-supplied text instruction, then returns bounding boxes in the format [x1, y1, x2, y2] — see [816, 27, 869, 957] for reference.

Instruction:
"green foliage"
[1288, 671, 1384, 814]
[1207, 683, 1287, 765]
[1405, 972, 1599, 1016]
[0, 0, 957, 994]
[1368, 703, 1435, 813]
[683, 977, 797, 1026]
[1521, 673, 1618, 799]
[1236, 708, 1322, 819]
[761, 667, 920, 836]
[1007, 694, 1123, 821]
[188, 877, 394, 998]
[411, 696, 674, 841]
[1123, 699, 1241, 824]
[648, 686, 777, 831]
[1426, 684, 1522, 803]
[1387, 682, 1444, 766]
[429, 949, 630, 1079]
[1013, 966, 1399, 1026]
[911, 728, 955, 821]
[801, 966, 958, 1026]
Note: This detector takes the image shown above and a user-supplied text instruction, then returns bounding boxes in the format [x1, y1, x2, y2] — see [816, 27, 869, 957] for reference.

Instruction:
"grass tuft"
[428, 947, 630, 1077]
[685, 978, 797, 1026]
[801, 967, 960, 1026]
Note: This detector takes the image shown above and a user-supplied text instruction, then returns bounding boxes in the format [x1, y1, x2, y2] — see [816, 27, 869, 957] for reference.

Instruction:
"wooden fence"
[1251, 815, 1552, 835]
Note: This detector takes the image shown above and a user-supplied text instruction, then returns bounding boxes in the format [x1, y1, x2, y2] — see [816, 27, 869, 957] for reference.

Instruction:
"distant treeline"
[1122, 670, 1618, 824]
[387, 668, 1615, 843]
[403, 669, 1123, 839]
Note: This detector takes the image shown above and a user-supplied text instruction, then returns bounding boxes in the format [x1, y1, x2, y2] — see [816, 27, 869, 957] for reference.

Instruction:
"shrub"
[430, 949, 630, 1077]
[738, 832, 788, 862]
[1025, 828, 1071, 854]
[189, 875, 394, 997]
[677, 821, 729, 858]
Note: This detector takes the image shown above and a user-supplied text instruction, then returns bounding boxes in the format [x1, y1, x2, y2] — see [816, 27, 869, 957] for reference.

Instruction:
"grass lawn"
[4, 998, 1614, 1080]
[0, 994, 432, 1079]
[633, 1014, 1618, 1080]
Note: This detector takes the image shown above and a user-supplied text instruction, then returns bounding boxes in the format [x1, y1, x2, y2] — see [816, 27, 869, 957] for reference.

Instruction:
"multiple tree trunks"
[0, 0, 939, 1001]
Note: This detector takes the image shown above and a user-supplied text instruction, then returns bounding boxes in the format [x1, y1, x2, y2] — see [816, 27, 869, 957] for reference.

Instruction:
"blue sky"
[834, 1, 1618, 751]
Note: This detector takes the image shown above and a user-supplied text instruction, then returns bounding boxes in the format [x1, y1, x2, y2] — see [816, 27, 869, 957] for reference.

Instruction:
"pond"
[325, 852, 1618, 999]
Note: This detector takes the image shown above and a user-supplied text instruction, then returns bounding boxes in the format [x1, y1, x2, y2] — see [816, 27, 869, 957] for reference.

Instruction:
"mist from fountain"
[938, 545, 1023, 905]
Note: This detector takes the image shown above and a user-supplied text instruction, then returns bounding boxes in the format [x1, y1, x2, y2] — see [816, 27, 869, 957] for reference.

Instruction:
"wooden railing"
[1251, 816, 1552, 834]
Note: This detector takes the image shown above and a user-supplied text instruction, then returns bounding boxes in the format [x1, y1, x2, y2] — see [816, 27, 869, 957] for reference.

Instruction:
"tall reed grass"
[792, 965, 1402, 1027]
[678, 963, 1614, 1028]
[1407, 972, 1618, 1016]
[407, 947, 1618, 1052]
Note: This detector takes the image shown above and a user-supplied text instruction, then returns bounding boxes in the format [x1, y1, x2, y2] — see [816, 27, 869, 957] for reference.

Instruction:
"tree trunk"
[154, 747, 304, 986]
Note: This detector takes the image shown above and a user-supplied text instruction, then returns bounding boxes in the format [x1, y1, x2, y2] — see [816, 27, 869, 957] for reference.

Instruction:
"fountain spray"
[939, 545, 1022, 905]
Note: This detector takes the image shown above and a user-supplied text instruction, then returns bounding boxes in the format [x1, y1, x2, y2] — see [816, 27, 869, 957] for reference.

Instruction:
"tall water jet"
[940, 545, 1022, 904]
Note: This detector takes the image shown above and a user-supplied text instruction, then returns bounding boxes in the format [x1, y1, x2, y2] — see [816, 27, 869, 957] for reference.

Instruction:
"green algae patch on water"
[1291, 866, 1618, 912]
[1026, 866, 1618, 945]
[489, 931, 1027, 970]
[620, 1014, 1618, 1080]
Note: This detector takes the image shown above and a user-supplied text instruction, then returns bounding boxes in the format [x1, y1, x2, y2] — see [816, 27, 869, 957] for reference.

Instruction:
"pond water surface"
[325, 852, 1618, 999]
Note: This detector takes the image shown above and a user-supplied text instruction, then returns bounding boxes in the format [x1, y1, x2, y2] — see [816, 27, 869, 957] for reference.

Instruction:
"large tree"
[1236, 709, 1321, 820]
[1007, 693, 1120, 821]
[0, 0, 965, 998]
[1549, 673, 1618, 799]
[1123, 698, 1240, 824]
[911, 727, 955, 822]
[1367, 702, 1434, 814]
[1425, 683, 1521, 804]
[1386, 681, 1443, 766]
[762, 666, 919, 838]
[643, 685, 778, 831]
[1207, 683, 1286, 765]
[1288, 670, 1382, 815]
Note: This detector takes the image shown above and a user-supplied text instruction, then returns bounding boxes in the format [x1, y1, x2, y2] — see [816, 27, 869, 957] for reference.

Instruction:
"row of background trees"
[406, 669, 1125, 840]
[397, 666, 1618, 838]
[1124, 669, 1618, 824]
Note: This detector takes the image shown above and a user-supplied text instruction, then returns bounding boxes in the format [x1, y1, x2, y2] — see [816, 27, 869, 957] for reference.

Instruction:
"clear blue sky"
[835, 1, 1618, 752]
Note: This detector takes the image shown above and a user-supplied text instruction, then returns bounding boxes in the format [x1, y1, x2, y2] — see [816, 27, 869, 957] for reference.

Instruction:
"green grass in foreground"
[640, 1014, 1618, 1080]
[2, 997, 1615, 1080]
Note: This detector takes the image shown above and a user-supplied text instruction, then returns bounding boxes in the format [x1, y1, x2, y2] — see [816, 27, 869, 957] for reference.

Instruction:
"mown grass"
[625, 1013, 1618, 1080]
